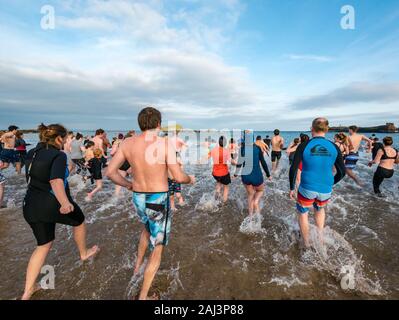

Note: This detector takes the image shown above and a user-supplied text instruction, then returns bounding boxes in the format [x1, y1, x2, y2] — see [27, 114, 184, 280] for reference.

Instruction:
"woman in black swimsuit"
[368, 136, 398, 197]
[334, 133, 350, 159]
[21, 124, 99, 300]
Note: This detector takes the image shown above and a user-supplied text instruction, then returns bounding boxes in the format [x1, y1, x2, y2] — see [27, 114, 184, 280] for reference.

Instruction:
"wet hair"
[230, 138, 235, 144]
[383, 136, 393, 146]
[95, 129, 105, 136]
[274, 129, 280, 136]
[8, 125, 18, 131]
[138, 107, 162, 131]
[256, 135, 262, 141]
[219, 136, 227, 147]
[265, 135, 270, 139]
[38, 123, 67, 148]
[75, 133, 83, 140]
[293, 138, 300, 144]
[85, 141, 95, 149]
[15, 131, 24, 139]
[118, 133, 124, 140]
[300, 134, 310, 144]
[68, 131, 74, 136]
[312, 117, 329, 133]
[335, 132, 347, 143]
[373, 137, 379, 142]
[349, 125, 358, 133]
[93, 148, 102, 158]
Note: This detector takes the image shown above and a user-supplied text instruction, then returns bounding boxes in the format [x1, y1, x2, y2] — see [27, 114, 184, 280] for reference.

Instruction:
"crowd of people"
[0, 108, 398, 300]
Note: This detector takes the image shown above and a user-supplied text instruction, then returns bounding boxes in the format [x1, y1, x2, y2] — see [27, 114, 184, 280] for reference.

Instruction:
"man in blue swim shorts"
[289, 118, 346, 248]
[106, 107, 195, 300]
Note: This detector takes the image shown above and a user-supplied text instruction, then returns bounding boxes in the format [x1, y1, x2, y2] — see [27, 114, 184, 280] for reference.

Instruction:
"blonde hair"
[312, 117, 329, 133]
[93, 148, 103, 158]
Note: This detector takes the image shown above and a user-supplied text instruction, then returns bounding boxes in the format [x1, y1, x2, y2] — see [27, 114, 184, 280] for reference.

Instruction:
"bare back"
[121, 133, 170, 192]
[377, 146, 398, 170]
[349, 133, 368, 153]
[271, 136, 284, 152]
[1, 132, 16, 149]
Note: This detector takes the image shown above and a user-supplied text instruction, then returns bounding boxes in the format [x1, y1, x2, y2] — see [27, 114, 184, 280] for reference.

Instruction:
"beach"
[0, 131, 398, 300]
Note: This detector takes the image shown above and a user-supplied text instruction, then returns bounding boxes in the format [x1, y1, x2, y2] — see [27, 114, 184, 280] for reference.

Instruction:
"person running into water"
[0, 125, 21, 173]
[110, 133, 130, 197]
[255, 135, 269, 155]
[86, 148, 107, 201]
[63, 131, 74, 173]
[168, 154, 185, 210]
[15, 131, 30, 172]
[271, 129, 284, 173]
[210, 136, 234, 203]
[371, 137, 384, 161]
[289, 118, 346, 248]
[229, 138, 238, 161]
[334, 133, 350, 159]
[368, 136, 399, 197]
[0, 169, 5, 209]
[264, 135, 271, 149]
[234, 131, 271, 216]
[346, 126, 373, 186]
[22, 124, 99, 300]
[70, 133, 86, 176]
[92, 129, 107, 157]
[286, 138, 300, 166]
[106, 107, 195, 300]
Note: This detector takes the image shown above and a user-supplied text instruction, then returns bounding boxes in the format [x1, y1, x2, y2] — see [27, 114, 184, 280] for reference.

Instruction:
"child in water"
[168, 154, 185, 210]
[86, 148, 107, 201]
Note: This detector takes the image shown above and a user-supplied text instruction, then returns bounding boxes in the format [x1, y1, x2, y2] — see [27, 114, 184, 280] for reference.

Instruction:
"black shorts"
[271, 151, 282, 162]
[213, 174, 231, 185]
[25, 201, 85, 246]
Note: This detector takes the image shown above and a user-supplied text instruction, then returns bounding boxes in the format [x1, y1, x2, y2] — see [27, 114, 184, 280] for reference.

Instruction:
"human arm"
[333, 144, 346, 184]
[105, 142, 132, 189]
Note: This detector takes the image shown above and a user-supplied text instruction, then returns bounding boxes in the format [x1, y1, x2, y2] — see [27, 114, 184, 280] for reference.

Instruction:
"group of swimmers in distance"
[0, 107, 398, 300]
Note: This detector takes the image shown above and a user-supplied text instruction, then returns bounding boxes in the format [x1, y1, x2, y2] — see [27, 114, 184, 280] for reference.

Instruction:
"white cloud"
[285, 54, 333, 63]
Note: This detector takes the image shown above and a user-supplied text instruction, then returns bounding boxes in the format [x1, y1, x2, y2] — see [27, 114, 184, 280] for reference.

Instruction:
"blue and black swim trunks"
[132, 191, 171, 251]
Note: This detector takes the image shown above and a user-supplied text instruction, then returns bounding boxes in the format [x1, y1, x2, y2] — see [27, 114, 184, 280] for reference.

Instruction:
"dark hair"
[218, 136, 227, 147]
[230, 138, 235, 143]
[68, 131, 74, 136]
[383, 136, 393, 146]
[300, 134, 310, 144]
[265, 135, 269, 139]
[274, 129, 280, 135]
[349, 125, 358, 132]
[75, 133, 83, 140]
[138, 107, 162, 131]
[85, 141, 95, 149]
[8, 125, 18, 131]
[118, 133, 124, 139]
[38, 123, 67, 148]
[15, 131, 24, 139]
[312, 118, 329, 133]
[294, 138, 300, 144]
[95, 129, 105, 136]
[256, 135, 262, 141]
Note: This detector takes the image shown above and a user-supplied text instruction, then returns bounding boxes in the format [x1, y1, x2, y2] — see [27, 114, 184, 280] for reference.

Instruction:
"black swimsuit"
[23, 143, 84, 246]
[373, 148, 397, 195]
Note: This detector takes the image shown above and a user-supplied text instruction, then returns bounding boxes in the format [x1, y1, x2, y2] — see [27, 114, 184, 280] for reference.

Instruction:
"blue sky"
[0, 0, 398, 130]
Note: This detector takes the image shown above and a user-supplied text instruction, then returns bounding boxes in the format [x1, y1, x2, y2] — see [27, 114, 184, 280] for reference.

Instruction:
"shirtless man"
[271, 129, 284, 172]
[346, 126, 372, 186]
[92, 129, 106, 156]
[0, 125, 21, 172]
[106, 107, 195, 300]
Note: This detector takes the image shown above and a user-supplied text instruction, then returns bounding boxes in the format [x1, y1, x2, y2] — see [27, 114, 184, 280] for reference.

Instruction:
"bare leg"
[139, 245, 163, 300]
[73, 223, 99, 260]
[346, 169, 363, 186]
[115, 170, 127, 196]
[0, 162, 9, 170]
[252, 186, 264, 213]
[272, 161, 277, 172]
[170, 194, 175, 210]
[245, 185, 255, 215]
[15, 162, 21, 174]
[0, 183, 4, 207]
[22, 241, 53, 300]
[176, 192, 184, 205]
[297, 213, 310, 248]
[134, 228, 150, 274]
[222, 185, 229, 203]
[87, 179, 103, 200]
[314, 207, 326, 245]
[215, 183, 222, 200]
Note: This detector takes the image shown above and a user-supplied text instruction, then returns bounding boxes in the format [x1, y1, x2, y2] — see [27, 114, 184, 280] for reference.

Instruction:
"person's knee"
[38, 240, 54, 251]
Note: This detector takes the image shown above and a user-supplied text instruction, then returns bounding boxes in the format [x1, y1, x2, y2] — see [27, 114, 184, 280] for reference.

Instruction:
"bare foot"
[81, 245, 100, 261]
[139, 293, 159, 300]
[85, 194, 93, 202]
[21, 283, 42, 300]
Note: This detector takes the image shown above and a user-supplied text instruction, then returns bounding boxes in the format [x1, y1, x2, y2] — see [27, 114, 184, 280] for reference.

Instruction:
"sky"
[0, 0, 398, 130]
